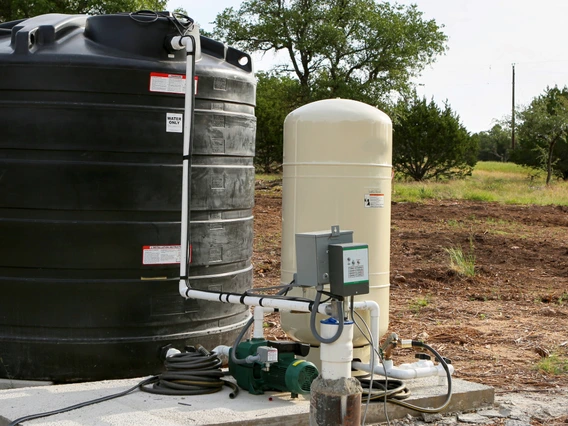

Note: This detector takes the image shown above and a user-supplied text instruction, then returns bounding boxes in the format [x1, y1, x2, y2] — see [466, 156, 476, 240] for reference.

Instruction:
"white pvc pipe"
[320, 321, 354, 380]
[253, 306, 274, 339]
[179, 290, 381, 360]
[181, 288, 331, 314]
[188, 292, 383, 380]
[174, 35, 196, 283]
[352, 359, 454, 380]
[351, 300, 380, 364]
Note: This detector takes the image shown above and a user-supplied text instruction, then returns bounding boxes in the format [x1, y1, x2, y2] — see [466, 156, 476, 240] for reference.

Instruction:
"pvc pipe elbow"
[179, 279, 188, 298]
[212, 345, 231, 357]
[168, 35, 194, 52]
[352, 300, 380, 316]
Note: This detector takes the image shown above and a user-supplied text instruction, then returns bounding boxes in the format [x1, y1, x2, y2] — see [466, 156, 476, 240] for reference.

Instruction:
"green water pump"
[229, 339, 319, 397]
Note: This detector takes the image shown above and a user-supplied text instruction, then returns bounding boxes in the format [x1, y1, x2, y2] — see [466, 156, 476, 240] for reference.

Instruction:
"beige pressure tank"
[280, 99, 392, 364]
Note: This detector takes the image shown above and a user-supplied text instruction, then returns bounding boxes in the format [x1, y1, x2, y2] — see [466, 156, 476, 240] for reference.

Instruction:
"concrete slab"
[0, 376, 494, 426]
[363, 376, 495, 424]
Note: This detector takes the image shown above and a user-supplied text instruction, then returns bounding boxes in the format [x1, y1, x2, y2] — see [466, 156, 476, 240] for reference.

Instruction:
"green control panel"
[328, 243, 370, 297]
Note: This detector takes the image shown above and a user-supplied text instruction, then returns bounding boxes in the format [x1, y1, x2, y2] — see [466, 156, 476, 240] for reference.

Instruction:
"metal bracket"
[330, 225, 340, 237]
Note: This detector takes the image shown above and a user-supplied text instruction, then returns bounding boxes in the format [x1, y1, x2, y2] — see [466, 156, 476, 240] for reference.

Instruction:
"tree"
[513, 86, 568, 184]
[254, 72, 302, 172]
[474, 123, 511, 162]
[393, 96, 477, 181]
[212, 0, 447, 107]
[1, 0, 167, 22]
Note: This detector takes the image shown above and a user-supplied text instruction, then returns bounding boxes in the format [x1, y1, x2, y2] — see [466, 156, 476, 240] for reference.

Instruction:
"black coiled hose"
[357, 378, 411, 401]
[140, 347, 239, 398]
[8, 347, 237, 426]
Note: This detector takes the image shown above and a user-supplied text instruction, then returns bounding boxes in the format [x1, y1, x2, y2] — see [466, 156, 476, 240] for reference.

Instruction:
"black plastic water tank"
[0, 12, 256, 382]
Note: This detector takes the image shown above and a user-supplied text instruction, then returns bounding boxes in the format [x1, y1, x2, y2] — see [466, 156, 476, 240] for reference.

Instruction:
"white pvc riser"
[319, 322, 354, 380]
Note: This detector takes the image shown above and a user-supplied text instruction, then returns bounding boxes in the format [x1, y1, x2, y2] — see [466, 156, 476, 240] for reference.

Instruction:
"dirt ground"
[252, 181, 568, 398]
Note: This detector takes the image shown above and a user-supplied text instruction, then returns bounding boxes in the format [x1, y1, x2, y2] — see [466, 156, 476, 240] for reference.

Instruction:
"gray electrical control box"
[328, 243, 370, 297]
[295, 226, 353, 287]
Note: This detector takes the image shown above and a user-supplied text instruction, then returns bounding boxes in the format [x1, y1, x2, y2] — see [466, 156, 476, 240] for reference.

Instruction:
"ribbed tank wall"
[0, 13, 256, 382]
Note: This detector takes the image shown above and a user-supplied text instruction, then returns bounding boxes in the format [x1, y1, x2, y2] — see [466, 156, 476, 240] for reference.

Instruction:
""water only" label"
[166, 112, 183, 133]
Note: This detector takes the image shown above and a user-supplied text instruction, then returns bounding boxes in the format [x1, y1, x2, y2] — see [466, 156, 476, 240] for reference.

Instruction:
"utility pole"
[511, 63, 516, 149]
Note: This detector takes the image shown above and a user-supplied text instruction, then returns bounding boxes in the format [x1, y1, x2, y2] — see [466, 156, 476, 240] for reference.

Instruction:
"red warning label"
[149, 72, 198, 94]
[142, 245, 181, 265]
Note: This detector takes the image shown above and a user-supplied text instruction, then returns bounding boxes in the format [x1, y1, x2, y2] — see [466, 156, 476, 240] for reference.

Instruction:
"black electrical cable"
[283, 279, 294, 296]
[8, 347, 236, 426]
[243, 286, 314, 303]
[128, 10, 159, 24]
[244, 281, 302, 297]
[8, 377, 155, 426]
[169, 12, 194, 35]
[244, 285, 288, 294]
[127, 10, 194, 37]
[352, 308, 392, 426]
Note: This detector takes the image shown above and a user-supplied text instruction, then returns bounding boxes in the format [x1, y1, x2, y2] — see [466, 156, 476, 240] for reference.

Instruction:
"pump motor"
[229, 339, 319, 397]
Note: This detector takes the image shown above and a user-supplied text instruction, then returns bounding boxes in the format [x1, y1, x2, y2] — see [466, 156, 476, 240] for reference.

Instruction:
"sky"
[166, 0, 568, 134]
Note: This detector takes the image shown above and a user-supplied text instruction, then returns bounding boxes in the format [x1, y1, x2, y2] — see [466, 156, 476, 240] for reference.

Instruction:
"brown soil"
[253, 181, 568, 393]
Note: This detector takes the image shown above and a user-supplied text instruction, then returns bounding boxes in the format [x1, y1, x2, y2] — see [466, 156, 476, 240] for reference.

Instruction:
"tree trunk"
[546, 140, 556, 185]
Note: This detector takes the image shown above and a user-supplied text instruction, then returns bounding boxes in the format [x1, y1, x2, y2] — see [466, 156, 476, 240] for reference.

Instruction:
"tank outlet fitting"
[165, 348, 181, 358]
[165, 24, 201, 60]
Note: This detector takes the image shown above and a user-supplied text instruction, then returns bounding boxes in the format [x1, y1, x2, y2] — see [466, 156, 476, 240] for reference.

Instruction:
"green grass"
[256, 162, 568, 205]
[445, 238, 476, 277]
[255, 173, 282, 182]
[535, 353, 568, 375]
[393, 162, 568, 205]
[409, 296, 430, 313]
[474, 161, 530, 174]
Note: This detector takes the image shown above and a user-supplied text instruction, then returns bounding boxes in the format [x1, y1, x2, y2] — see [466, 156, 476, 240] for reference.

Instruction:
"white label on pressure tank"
[143, 245, 181, 265]
[364, 193, 384, 208]
[166, 113, 183, 133]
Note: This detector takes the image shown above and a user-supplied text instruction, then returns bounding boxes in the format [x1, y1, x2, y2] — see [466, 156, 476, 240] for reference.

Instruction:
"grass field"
[393, 161, 568, 205]
[258, 162, 568, 205]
